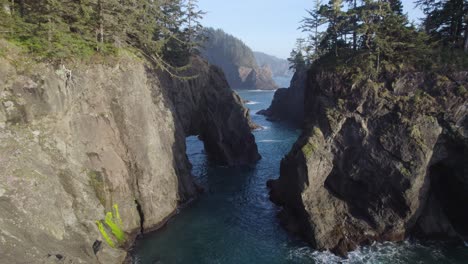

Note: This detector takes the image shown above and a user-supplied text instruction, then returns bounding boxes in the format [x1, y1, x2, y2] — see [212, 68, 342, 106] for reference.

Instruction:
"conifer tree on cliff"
[301, 0, 326, 59]
[288, 38, 307, 71]
[184, 0, 206, 54]
[319, 0, 345, 56]
[416, 0, 467, 51]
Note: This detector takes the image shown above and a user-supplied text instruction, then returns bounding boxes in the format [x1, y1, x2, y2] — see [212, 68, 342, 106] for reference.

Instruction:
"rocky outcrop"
[239, 65, 278, 90]
[0, 40, 259, 264]
[257, 69, 306, 125]
[268, 67, 468, 256]
[253, 51, 292, 79]
[158, 57, 261, 165]
[201, 28, 278, 90]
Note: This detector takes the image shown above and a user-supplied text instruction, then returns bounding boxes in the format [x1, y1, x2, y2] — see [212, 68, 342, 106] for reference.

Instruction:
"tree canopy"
[289, 0, 467, 75]
[0, 0, 206, 75]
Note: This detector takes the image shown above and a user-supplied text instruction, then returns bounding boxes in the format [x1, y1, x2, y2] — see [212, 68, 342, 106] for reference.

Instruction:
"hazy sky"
[199, 0, 424, 59]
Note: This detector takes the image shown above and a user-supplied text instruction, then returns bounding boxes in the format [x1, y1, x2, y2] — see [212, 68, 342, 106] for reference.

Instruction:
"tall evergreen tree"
[301, 0, 326, 59]
[319, 0, 346, 56]
[184, 0, 205, 53]
[288, 38, 307, 71]
[416, 0, 467, 49]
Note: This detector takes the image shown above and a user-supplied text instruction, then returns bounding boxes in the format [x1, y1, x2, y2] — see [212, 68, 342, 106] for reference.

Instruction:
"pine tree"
[386, 0, 403, 15]
[319, 0, 346, 56]
[301, 0, 326, 60]
[416, 0, 467, 49]
[288, 38, 307, 71]
[184, 0, 205, 54]
[345, 0, 360, 50]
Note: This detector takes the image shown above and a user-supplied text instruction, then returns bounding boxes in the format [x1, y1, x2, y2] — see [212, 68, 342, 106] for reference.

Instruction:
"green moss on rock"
[88, 170, 106, 206]
[302, 142, 317, 157]
[399, 165, 412, 178]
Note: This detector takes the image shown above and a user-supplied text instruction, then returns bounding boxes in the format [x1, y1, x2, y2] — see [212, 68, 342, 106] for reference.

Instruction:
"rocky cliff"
[268, 67, 467, 256]
[253, 51, 292, 79]
[201, 28, 278, 90]
[158, 57, 261, 165]
[0, 41, 259, 264]
[257, 69, 306, 125]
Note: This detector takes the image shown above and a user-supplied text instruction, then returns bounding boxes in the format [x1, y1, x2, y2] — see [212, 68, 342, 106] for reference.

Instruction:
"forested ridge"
[0, 0, 205, 74]
[201, 28, 258, 70]
[200, 28, 278, 89]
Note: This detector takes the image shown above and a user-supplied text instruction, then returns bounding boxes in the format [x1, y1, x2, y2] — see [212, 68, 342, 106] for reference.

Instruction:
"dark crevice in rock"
[92, 240, 102, 255]
[135, 199, 145, 234]
[430, 162, 468, 236]
[414, 131, 468, 241]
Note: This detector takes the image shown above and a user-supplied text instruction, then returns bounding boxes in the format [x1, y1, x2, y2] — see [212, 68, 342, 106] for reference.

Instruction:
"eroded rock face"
[0, 52, 259, 263]
[268, 69, 468, 256]
[257, 69, 306, 125]
[159, 57, 261, 166]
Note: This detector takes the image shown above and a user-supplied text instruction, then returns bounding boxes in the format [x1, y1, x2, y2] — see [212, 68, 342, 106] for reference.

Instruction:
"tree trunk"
[19, 0, 24, 17]
[464, 10, 468, 52]
[353, 0, 357, 50]
[98, 0, 104, 50]
[47, 3, 52, 43]
[315, 24, 318, 55]
[7, 0, 13, 14]
[464, 22, 468, 52]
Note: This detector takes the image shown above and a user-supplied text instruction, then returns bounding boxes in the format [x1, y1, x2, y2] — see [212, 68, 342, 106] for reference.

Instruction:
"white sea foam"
[254, 126, 270, 131]
[258, 139, 282, 143]
[245, 89, 275, 92]
[246, 101, 260, 105]
[287, 240, 449, 264]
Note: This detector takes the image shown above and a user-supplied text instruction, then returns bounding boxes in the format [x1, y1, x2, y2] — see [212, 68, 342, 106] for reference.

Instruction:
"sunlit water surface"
[131, 89, 468, 264]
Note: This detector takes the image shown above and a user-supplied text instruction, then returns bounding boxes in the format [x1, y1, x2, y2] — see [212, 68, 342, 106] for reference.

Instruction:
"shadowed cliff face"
[0, 45, 259, 264]
[159, 57, 261, 166]
[268, 68, 468, 256]
[257, 69, 306, 126]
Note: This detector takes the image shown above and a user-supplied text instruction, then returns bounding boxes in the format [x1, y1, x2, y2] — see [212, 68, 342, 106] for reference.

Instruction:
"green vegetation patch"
[302, 142, 317, 157]
[399, 165, 412, 178]
[409, 124, 426, 150]
[456, 85, 467, 97]
[96, 204, 126, 248]
[301, 127, 322, 158]
[326, 107, 343, 131]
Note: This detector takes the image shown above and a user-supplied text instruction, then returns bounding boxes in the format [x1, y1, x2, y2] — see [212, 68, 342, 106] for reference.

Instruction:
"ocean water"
[130, 90, 468, 264]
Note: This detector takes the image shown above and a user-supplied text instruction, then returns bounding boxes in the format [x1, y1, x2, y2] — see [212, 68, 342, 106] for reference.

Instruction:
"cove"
[130, 90, 468, 264]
